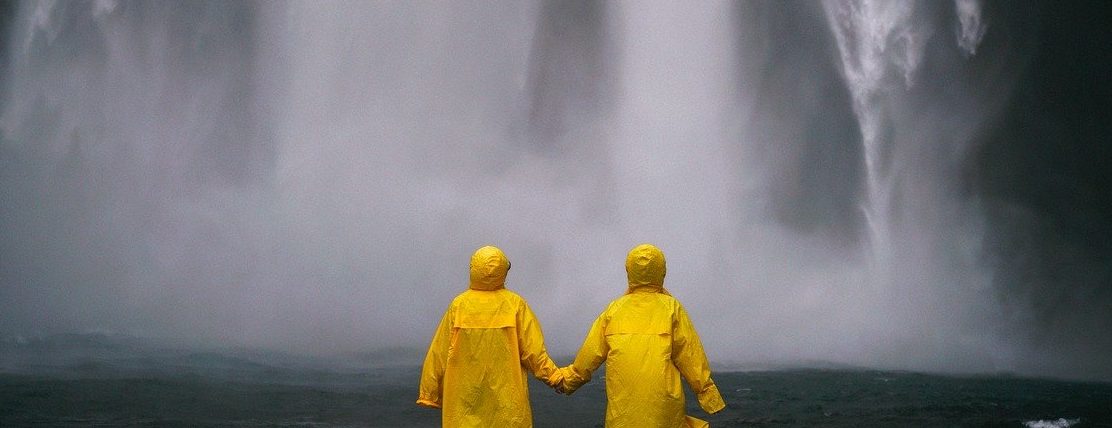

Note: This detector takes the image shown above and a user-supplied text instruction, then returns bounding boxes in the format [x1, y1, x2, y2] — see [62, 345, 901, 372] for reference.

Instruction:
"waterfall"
[610, 1, 739, 251]
[822, 0, 928, 280]
[823, 0, 986, 283]
[7, 0, 1108, 379]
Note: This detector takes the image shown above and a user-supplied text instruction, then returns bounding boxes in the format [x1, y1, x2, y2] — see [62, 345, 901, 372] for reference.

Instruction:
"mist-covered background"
[1, 0, 1109, 381]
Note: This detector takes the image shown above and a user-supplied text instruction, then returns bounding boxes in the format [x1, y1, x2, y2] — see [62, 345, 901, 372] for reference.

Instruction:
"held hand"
[546, 366, 568, 394]
[555, 366, 583, 395]
[552, 379, 569, 394]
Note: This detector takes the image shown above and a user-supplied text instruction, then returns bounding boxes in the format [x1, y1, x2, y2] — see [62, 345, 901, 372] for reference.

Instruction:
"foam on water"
[1024, 418, 1081, 428]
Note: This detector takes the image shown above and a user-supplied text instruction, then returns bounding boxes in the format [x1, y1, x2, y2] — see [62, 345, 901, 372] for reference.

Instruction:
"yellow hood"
[625, 243, 669, 294]
[469, 245, 509, 291]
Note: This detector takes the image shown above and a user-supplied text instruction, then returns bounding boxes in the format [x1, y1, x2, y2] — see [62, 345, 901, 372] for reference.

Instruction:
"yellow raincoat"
[417, 246, 563, 427]
[562, 244, 726, 428]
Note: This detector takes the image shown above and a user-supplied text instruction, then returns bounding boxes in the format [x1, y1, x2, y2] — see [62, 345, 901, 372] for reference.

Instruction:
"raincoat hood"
[469, 245, 509, 291]
[625, 243, 668, 294]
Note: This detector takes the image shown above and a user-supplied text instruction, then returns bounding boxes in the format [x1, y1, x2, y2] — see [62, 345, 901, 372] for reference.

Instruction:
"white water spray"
[0, 0, 1045, 376]
[955, 0, 987, 56]
[823, 0, 930, 279]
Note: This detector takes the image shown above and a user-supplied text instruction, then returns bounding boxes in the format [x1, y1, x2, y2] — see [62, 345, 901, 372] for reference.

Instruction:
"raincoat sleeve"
[672, 303, 726, 414]
[561, 311, 609, 394]
[416, 305, 453, 408]
[517, 302, 563, 387]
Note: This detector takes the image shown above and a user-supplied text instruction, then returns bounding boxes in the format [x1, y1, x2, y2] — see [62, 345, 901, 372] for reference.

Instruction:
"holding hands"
[551, 366, 587, 395]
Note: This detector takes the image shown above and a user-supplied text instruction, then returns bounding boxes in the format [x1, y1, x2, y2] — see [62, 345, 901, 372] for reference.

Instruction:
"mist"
[1, 1, 1110, 381]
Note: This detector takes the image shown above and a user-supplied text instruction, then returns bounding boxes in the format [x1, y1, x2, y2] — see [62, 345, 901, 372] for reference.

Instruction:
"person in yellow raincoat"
[417, 245, 564, 427]
[560, 244, 726, 428]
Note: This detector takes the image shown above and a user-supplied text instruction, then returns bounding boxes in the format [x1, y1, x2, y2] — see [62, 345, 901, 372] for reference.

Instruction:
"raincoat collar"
[625, 243, 670, 295]
[469, 246, 509, 291]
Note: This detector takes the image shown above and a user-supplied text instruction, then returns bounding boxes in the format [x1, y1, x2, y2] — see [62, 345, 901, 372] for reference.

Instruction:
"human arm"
[518, 302, 564, 389]
[672, 303, 726, 414]
[416, 306, 453, 408]
[560, 311, 608, 395]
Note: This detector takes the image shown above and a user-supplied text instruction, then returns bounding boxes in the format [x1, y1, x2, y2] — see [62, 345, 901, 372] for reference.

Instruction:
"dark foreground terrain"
[1, 336, 1109, 427]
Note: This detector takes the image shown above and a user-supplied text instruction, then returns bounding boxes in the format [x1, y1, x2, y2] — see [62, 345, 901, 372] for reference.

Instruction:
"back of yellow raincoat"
[417, 246, 563, 427]
[562, 244, 725, 428]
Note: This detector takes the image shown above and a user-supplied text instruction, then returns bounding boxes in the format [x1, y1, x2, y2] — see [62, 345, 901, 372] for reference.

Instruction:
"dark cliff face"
[730, 1, 1112, 375]
[729, 1, 865, 245]
[0, 1, 18, 109]
[971, 1, 1112, 366]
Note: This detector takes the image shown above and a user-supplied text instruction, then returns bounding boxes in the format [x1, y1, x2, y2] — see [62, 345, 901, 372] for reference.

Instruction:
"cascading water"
[609, 2, 739, 272]
[819, 0, 1007, 369]
[823, 0, 928, 277]
[823, 0, 988, 283]
[1, 0, 1108, 379]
